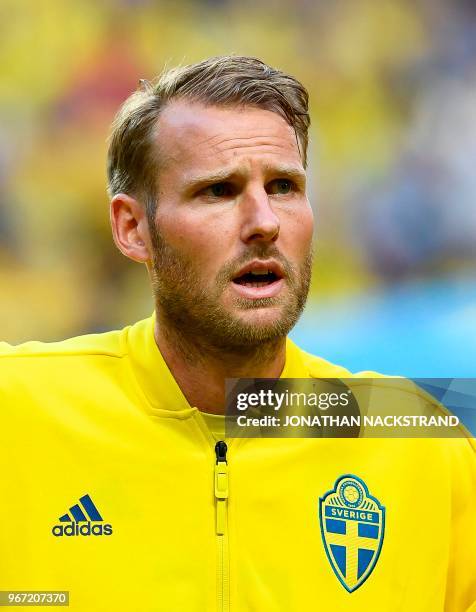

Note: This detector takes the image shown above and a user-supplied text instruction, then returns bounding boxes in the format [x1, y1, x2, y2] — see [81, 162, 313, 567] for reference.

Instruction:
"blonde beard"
[149, 222, 313, 359]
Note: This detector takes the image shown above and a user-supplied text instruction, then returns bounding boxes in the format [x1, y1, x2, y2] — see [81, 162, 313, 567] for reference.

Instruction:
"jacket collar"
[126, 314, 307, 415]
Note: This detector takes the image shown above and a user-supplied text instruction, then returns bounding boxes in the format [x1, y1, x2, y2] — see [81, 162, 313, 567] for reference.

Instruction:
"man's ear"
[110, 193, 151, 263]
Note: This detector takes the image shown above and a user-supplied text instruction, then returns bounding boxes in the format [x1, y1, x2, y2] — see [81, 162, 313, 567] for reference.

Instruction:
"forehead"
[154, 100, 304, 180]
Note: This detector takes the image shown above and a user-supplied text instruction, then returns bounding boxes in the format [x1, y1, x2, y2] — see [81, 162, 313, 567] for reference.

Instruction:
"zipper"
[214, 440, 230, 612]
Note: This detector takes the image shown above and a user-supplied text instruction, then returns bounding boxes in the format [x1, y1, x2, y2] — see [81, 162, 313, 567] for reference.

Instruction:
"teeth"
[250, 269, 270, 276]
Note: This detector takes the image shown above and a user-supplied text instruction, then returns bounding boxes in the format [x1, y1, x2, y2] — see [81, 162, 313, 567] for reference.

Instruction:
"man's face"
[147, 100, 314, 352]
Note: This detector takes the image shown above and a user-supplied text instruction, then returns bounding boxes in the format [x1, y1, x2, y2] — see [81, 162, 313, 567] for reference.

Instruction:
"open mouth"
[232, 269, 280, 288]
[230, 260, 285, 300]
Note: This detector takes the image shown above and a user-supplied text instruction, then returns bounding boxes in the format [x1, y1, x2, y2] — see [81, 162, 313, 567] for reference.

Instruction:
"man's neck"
[154, 317, 286, 415]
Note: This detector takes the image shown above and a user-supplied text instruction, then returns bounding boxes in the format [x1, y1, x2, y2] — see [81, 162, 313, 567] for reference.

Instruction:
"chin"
[235, 308, 295, 338]
[233, 301, 284, 321]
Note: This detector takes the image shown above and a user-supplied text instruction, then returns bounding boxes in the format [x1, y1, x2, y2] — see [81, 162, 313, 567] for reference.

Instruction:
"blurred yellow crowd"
[1, 0, 475, 342]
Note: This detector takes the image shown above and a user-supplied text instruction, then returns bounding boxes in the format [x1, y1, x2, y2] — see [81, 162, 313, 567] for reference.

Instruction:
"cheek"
[301, 206, 315, 244]
[156, 208, 233, 274]
[282, 205, 314, 258]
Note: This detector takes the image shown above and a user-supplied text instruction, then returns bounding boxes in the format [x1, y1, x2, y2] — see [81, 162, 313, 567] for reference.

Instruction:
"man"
[0, 56, 475, 611]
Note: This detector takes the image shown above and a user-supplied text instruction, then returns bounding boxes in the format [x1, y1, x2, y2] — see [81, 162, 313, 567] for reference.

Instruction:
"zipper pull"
[215, 440, 228, 464]
[214, 441, 228, 535]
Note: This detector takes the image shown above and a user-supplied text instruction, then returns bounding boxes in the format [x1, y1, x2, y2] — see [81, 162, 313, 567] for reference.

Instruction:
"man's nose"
[239, 187, 280, 244]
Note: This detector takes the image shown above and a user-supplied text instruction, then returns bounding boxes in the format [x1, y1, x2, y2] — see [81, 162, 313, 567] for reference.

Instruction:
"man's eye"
[202, 183, 232, 197]
[268, 179, 294, 195]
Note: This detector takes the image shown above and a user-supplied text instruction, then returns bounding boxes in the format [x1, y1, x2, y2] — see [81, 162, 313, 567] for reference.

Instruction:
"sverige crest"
[319, 475, 385, 592]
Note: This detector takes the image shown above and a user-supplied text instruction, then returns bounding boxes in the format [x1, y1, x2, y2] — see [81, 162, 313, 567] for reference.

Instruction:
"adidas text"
[52, 522, 113, 537]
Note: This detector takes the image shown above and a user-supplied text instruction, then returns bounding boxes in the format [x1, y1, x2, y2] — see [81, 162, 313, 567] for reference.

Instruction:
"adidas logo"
[52, 494, 113, 537]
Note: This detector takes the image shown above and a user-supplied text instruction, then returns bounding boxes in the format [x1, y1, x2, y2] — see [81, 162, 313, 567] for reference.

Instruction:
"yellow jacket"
[0, 316, 475, 611]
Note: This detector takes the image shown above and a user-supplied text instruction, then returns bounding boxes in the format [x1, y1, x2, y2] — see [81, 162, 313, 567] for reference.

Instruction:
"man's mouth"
[233, 269, 279, 287]
[231, 260, 285, 299]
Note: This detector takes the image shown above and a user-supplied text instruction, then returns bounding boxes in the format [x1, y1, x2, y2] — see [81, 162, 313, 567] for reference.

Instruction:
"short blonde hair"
[107, 55, 310, 214]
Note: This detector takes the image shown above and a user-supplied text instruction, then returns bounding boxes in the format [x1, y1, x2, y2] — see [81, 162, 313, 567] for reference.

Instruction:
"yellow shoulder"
[297, 346, 353, 378]
[0, 326, 129, 360]
[294, 342, 389, 379]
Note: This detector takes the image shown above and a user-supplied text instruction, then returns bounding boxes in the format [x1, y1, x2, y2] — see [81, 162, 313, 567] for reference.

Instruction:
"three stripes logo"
[52, 494, 113, 537]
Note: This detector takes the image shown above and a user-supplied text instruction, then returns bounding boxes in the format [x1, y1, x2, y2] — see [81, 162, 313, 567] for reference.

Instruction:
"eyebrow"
[265, 164, 307, 185]
[183, 164, 307, 192]
[183, 168, 239, 191]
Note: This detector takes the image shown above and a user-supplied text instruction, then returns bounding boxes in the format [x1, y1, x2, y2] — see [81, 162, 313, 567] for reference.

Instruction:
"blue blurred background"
[292, 275, 476, 376]
[0, 0, 474, 377]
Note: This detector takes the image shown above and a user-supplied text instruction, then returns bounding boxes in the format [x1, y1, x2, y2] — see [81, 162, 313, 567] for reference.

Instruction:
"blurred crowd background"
[1, 0, 475, 376]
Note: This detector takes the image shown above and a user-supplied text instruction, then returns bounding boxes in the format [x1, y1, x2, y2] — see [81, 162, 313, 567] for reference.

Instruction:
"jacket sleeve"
[445, 438, 476, 611]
